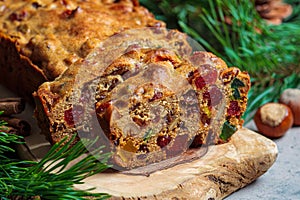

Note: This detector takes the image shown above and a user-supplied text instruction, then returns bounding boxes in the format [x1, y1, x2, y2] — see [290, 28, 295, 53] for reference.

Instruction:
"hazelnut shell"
[279, 88, 300, 125]
[254, 103, 293, 138]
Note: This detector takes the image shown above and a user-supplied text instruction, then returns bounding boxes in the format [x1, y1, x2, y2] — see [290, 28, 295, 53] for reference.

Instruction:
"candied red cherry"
[194, 69, 218, 90]
[157, 135, 171, 148]
[200, 64, 218, 84]
[194, 76, 206, 90]
[64, 108, 74, 125]
[64, 105, 84, 126]
[203, 85, 223, 107]
[227, 101, 241, 117]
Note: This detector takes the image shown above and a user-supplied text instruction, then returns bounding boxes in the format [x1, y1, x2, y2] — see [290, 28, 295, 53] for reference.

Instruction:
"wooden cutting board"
[17, 127, 277, 200]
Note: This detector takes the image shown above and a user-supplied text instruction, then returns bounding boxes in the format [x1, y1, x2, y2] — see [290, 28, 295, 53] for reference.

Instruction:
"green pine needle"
[0, 119, 24, 157]
[0, 118, 111, 200]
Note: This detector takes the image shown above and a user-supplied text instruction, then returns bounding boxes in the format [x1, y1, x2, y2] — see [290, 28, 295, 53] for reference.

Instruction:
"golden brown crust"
[0, 32, 47, 100]
[0, 0, 163, 99]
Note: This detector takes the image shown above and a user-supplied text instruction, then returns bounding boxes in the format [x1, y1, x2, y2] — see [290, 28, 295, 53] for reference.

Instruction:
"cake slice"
[34, 28, 250, 169]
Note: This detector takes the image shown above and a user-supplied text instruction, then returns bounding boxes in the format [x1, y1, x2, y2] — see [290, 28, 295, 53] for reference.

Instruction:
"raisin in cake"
[34, 28, 250, 169]
[0, 0, 163, 100]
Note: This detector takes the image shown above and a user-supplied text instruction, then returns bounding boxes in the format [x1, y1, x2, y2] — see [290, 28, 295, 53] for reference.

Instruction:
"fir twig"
[0, 117, 23, 157]
[0, 117, 111, 200]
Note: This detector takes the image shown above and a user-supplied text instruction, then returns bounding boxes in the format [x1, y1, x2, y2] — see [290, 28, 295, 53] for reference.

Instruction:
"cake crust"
[0, 0, 163, 99]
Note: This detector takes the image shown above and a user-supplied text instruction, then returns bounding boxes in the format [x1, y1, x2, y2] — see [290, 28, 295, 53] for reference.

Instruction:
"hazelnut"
[279, 88, 300, 125]
[254, 103, 293, 138]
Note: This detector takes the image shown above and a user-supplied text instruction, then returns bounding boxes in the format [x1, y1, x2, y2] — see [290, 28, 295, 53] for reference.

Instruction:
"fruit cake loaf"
[0, 0, 250, 169]
[34, 28, 250, 169]
[0, 0, 163, 100]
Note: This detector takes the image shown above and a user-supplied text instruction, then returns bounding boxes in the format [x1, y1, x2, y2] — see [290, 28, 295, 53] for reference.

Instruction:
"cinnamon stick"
[0, 98, 25, 116]
[0, 117, 31, 136]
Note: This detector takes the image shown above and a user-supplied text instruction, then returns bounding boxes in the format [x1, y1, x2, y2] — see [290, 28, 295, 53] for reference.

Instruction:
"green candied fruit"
[232, 88, 241, 99]
[220, 121, 237, 141]
[231, 78, 245, 100]
[143, 128, 154, 141]
[231, 78, 245, 88]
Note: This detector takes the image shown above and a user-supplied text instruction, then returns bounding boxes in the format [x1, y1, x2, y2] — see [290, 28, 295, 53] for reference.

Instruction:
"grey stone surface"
[227, 121, 300, 200]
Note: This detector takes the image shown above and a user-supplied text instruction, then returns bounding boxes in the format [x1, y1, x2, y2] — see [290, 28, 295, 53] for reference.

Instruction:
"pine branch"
[0, 117, 111, 200]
